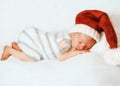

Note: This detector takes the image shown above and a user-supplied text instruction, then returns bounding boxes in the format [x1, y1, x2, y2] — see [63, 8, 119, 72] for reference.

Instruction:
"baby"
[1, 9, 118, 65]
[2, 9, 117, 62]
[1, 26, 96, 62]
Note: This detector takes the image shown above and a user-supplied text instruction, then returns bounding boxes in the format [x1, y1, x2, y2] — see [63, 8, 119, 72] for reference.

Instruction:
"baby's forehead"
[74, 32, 92, 38]
[72, 32, 88, 36]
[75, 33, 96, 41]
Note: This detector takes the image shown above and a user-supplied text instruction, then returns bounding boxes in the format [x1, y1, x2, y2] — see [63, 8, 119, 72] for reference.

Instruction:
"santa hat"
[70, 10, 120, 66]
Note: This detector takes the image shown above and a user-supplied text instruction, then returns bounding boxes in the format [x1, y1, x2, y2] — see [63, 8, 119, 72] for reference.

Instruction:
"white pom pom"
[104, 47, 120, 66]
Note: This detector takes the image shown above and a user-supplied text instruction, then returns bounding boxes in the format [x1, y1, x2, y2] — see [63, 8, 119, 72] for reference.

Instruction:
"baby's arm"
[59, 49, 88, 61]
[58, 38, 89, 61]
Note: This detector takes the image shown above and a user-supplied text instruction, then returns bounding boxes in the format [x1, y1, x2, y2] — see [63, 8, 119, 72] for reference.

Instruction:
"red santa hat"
[70, 10, 120, 66]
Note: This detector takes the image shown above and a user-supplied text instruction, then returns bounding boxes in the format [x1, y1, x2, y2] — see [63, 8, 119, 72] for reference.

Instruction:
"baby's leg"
[12, 42, 22, 51]
[1, 46, 11, 60]
[1, 46, 35, 62]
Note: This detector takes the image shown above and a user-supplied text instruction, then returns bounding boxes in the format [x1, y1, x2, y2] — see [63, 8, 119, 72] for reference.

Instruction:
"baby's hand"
[59, 49, 90, 61]
[76, 50, 90, 54]
[69, 49, 89, 56]
[72, 47, 89, 53]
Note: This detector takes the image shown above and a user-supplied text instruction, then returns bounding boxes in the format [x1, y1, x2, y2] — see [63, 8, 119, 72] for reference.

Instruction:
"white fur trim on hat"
[104, 47, 120, 66]
[69, 24, 101, 42]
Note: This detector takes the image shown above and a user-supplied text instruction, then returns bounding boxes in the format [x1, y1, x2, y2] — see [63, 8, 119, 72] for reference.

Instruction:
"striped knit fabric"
[17, 27, 71, 61]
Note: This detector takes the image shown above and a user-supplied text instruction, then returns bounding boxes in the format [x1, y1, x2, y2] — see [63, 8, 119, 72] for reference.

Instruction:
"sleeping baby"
[1, 26, 96, 62]
[1, 10, 118, 62]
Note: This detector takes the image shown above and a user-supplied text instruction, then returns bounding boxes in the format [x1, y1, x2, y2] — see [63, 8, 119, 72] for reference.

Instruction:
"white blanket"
[0, 52, 120, 86]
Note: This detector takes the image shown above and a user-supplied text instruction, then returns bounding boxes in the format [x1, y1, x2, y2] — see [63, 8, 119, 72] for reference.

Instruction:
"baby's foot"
[12, 42, 22, 51]
[1, 46, 11, 60]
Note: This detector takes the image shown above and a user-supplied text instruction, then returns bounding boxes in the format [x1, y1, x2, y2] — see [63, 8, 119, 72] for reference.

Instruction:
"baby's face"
[70, 32, 96, 50]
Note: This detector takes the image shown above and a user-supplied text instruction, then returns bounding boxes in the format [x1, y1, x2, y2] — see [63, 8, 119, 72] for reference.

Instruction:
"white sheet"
[0, 52, 120, 86]
[1, 1, 120, 86]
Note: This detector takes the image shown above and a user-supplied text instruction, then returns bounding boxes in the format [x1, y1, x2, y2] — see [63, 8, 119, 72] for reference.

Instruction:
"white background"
[0, 0, 120, 44]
